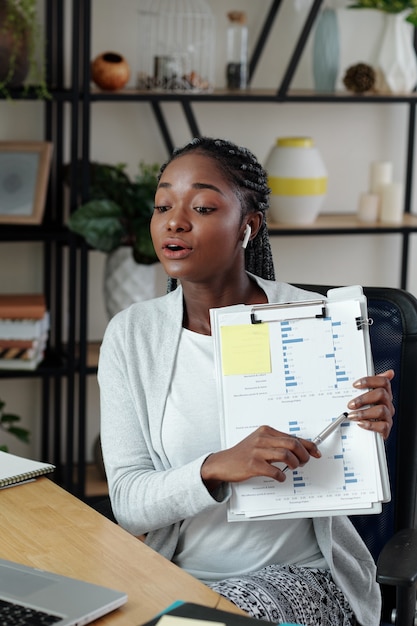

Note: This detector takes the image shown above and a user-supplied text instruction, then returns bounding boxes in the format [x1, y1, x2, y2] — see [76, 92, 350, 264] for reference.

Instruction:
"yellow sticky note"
[220, 323, 271, 376]
[157, 616, 224, 626]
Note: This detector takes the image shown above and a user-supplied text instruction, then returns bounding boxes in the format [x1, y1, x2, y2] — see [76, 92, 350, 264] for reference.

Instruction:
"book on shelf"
[0, 335, 48, 370]
[0, 451, 55, 488]
[0, 294, 46, 319]
[0, 312, 50, 341]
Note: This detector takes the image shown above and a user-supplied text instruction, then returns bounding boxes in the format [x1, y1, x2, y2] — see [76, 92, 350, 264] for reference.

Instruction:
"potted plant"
[67, 160, 160, 318]
[347, 1, 417, 93]
[0, 397, 30, 452]
[347, 1, 417, 25]
[0, 0, 48, 98]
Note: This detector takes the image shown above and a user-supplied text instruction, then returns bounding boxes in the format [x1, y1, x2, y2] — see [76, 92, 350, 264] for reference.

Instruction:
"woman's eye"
[154, 205, 169, 213]
[195, 206, 214, 214]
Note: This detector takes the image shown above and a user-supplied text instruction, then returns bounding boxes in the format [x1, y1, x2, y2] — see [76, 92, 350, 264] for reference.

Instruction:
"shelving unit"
[0, 1, 83, 494]
[2, 0, 417, 500]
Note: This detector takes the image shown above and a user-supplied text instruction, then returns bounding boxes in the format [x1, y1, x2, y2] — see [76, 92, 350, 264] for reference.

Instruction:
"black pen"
[282, 411, 349, 473]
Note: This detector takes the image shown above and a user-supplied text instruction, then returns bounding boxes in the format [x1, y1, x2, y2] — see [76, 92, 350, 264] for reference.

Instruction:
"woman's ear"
[247, 212, 264, 240]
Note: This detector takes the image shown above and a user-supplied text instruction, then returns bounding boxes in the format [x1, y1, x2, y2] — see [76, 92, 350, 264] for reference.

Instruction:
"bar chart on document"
[211, 295, 388, 520]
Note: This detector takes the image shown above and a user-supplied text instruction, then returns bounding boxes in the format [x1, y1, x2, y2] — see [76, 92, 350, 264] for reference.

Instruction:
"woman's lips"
[162, 243, 192, 259]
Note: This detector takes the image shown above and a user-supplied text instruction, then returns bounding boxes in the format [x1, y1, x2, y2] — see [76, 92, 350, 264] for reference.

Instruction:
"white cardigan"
[98, 275, 381, 626]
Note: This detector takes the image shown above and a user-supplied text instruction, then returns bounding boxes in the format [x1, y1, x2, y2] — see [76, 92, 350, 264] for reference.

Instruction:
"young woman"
[98, 137, 394, 626]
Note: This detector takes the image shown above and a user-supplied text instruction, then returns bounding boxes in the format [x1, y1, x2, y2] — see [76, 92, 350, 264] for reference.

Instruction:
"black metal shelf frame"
[2, 0, 417, 499]
[71, 0, 416, 500]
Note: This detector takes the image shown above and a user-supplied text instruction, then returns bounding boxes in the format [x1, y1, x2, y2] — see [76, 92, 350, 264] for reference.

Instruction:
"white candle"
[380, 182, 404, 223]
[357, 192, 379, 222]
[369, 161, 393, 194]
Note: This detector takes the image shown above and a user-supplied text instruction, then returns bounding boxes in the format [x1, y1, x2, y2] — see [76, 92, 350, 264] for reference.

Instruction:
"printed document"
[210, 287, 390, 521]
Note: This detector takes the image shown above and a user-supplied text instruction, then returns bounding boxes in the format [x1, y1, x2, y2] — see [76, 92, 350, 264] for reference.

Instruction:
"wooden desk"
[0, 478, 245, 625]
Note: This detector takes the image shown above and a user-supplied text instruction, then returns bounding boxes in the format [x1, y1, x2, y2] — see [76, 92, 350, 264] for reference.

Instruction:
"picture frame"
[0, 141, 53, 225]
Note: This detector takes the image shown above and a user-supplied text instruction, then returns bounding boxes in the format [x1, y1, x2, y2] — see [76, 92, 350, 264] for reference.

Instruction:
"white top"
[162, 328, 326, 582]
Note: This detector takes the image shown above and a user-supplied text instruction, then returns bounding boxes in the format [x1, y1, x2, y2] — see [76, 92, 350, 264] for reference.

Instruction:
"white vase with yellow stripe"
[265, 137, 327, 224]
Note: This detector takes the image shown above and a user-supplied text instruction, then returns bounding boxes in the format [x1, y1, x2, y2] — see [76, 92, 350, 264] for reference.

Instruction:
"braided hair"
[158, 137, 276, 292]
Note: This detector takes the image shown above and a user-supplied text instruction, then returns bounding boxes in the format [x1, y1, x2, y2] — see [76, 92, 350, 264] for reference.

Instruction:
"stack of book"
[0, 295, 50, 371]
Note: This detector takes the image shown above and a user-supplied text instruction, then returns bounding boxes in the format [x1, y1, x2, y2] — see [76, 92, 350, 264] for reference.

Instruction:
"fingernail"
[347, 412, 361, 420]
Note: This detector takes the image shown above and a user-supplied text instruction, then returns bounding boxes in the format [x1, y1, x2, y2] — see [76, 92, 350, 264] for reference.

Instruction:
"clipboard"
[210, 285, 390, 521]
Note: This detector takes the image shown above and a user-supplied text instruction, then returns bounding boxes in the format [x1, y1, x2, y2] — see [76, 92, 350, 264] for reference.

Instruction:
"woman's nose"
[167, 208, 190, 232]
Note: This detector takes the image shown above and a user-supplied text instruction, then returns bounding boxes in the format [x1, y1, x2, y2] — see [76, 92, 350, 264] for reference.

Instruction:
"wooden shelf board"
[268, 212, 417, 232]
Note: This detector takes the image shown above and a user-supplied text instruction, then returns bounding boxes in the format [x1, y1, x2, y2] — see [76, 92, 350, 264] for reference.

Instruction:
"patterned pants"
[208, 564, 356, 625]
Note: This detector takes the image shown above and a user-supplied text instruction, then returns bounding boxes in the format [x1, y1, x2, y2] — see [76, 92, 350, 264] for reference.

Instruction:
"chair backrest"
[296, 285, 417, 550]
[296, 284, 417, 621]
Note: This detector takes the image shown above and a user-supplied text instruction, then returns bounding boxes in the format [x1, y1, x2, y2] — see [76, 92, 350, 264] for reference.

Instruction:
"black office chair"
[296, 284, 417, 626]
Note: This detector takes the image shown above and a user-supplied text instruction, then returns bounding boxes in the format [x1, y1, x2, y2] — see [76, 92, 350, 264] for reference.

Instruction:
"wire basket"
[136, 0, 215, 92]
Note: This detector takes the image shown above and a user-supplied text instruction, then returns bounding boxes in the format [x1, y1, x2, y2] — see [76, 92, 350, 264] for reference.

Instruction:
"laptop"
[0, 558, 128, 625]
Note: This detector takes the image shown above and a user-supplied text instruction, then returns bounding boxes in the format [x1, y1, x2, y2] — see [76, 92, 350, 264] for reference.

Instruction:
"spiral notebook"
[0, 451, 55, 488]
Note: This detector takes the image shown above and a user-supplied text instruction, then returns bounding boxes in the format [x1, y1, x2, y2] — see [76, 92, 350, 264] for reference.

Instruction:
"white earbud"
[242, 224, 251, 249]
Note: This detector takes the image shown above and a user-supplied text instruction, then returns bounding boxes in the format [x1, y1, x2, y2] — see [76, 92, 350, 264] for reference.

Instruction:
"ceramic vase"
[265, 137, 328, 225]
[312, 7, 340, 93]
[91, 51, 130, 91]
[375, 11, 417, 93]
[103, 247, 157, 319]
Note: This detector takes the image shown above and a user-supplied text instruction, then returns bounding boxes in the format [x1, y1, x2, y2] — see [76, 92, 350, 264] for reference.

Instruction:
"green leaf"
[0, 413, 22, 424]
[7, 426, 30, 443]
[68, 199, 125, 252]
[65, 160, 160, 263]
[347, 0, 417, 18]
[133, 229, 158, 264]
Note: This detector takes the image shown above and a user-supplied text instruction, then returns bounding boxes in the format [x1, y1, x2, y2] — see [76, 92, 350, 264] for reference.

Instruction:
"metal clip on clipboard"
[250, 299, 327, 325]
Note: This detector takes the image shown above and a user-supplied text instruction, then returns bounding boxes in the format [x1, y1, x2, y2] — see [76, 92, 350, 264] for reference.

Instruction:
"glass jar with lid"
[226, 11, 248, 90]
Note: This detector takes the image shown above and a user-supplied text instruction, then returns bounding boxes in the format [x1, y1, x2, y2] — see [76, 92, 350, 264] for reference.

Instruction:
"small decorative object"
[347, 1, 417, 93]
[380, 182, 404, 223]
[357, 160, 393, 221]
[343, 62, 376, 93]
[369, 160, 393, 194]
[265, 137, 328, 225]
[0, 0, 48, 99]
[0, 141, 53, 225]
[312, 7, 340, 92]
[136, 0, 215, 92]
[91, 51, 130, 91]
[226, 10, 248, 90]
[66, 161, 160, 318]
[357, 192, 379, 222]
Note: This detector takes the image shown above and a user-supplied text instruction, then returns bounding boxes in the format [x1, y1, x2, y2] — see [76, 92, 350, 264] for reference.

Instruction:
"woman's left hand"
[347, 369, 395, 440]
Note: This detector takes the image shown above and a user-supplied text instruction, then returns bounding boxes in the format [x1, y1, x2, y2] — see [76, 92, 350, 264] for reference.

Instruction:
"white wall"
[1, 0, 416, 461]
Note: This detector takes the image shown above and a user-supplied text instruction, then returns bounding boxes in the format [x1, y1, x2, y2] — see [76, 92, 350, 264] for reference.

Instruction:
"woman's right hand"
[201, 425, 321, 493]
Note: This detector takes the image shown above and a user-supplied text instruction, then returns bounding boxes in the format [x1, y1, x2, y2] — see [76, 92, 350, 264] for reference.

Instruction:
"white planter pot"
[103, 247, 158, 319]
[376, 11, 417, 93]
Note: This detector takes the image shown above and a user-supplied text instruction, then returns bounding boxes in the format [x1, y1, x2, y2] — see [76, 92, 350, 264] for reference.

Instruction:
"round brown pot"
[91, 51, 130, 91]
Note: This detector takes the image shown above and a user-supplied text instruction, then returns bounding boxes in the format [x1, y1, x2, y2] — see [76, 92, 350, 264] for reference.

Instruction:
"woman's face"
[151, 153, 248, 285]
